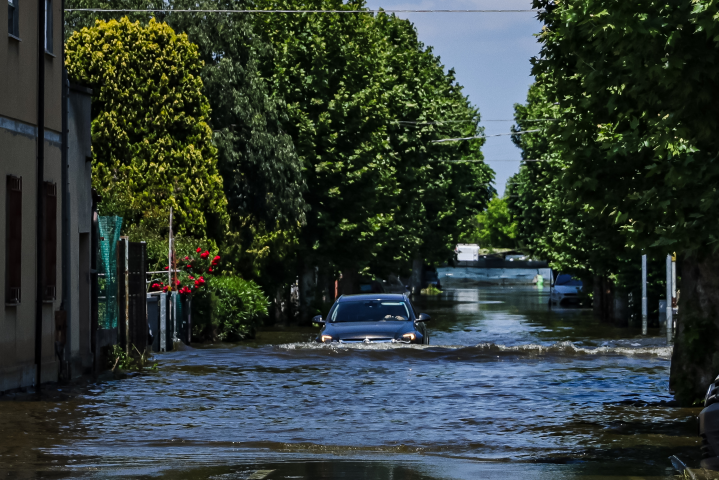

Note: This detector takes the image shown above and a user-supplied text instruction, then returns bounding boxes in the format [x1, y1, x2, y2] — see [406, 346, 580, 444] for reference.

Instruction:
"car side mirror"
[416, 313, 431, 323]
[312, 315, 325, 325]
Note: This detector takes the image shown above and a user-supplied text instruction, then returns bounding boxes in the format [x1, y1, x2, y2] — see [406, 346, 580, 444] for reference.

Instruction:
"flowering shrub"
[148, 247, 221, 296]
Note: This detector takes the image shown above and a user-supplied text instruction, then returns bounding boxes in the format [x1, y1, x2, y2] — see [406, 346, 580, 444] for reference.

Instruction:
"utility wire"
[432, 129, 541, 143]
[445, 159, 546, 163]
[399, 119, 556, 125]
[65, 8, 540, 13]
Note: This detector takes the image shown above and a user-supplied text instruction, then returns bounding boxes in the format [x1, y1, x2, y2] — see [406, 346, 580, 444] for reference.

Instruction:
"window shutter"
[43, 182, 57, 301]
[6, 175, 22, 304]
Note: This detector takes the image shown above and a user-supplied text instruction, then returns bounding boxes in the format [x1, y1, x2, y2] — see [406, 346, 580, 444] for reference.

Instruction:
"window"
[43, 182, 56, 301]
[330, 301, 411, 323]
[6, 175, 22, 304]
[8, 0, 19, 38]
[45, 0, 52, 53]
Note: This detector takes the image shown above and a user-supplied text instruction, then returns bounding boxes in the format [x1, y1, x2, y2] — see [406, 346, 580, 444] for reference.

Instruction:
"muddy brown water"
[0, 286, 701, 479]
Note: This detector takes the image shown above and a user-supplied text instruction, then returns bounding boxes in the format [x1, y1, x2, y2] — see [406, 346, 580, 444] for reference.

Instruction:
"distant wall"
[439, 267, 552, 286]
[455, 259, 549, 269]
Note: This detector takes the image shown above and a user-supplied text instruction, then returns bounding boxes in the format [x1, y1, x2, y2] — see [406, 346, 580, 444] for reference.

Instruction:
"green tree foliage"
[192, 276, 269, 341]
[465, 196, 518, 249]
[165, 0, 307, 290]
[508, 81, 624, 276]
[252, 0, 493, 277]
[525, 0, 719, 403]
[65, 18, 228, 239]
[372, 13, 494, 272]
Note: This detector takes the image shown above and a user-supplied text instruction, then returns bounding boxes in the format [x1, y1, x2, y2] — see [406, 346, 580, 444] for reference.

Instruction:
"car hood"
[324, 321, 412, 340]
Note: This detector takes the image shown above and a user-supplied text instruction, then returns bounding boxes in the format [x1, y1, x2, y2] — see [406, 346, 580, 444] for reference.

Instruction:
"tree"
[252, 0, 493, 290]
[465, 196, 518, 249]
[164, 0, 308, 293]
[65, 17, 228, 239]
[530, 0, 719, 403]
[371, 13, 494, 274]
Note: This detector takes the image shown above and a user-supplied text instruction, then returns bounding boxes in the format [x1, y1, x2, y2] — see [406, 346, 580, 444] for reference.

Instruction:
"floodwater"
[0, 286, 701, 479]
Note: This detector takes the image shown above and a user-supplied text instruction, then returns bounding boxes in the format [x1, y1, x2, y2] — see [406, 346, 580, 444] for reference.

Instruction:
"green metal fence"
[98, 216, 123, 329]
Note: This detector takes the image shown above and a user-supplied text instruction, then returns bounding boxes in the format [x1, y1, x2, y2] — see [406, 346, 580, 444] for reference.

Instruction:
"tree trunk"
[670, 252, 719, 405]
[593, 275, 615, 323]
[410, 256, 423, 295]
[299, 264, 316, 324]
[338, 270, 358, 296]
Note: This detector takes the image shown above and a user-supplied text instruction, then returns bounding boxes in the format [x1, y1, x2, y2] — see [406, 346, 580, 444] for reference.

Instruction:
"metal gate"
[117, 240, 148, 353]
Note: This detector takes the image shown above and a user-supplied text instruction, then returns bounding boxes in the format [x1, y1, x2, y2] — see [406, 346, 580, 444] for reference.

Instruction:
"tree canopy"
[65, 17, 228, 239]
[252, 0, 493, 277]
[514, 0, 719, 404]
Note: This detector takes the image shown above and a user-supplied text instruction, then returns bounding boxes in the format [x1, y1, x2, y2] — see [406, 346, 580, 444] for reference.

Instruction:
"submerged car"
[550, 273, 583, 305]
[314, 294, 430, 345]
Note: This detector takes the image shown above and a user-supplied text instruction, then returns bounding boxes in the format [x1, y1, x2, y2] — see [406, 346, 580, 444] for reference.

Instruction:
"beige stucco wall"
[0, 0, 64, 391]
[0, 131, 62, 391]
[0, 0, 63, 133]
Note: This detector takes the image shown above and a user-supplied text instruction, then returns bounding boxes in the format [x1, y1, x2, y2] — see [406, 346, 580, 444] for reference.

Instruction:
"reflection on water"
[0, 287, 700, 479]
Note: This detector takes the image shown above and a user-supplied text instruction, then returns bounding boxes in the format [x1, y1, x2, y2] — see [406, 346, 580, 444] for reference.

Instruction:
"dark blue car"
[314, 294, 430, 345]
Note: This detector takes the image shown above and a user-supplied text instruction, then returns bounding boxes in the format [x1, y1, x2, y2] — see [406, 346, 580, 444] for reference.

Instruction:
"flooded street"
[0, 287, 700, 479]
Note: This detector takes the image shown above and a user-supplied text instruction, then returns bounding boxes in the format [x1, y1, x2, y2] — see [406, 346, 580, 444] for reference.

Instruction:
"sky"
[362, 0, 543, 196]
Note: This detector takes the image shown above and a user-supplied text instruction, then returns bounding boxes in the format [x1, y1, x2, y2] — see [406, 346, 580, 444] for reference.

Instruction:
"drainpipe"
[61, 70, 70, 379]
[641, 254, 647, 336]
[35, 0, 47, 394]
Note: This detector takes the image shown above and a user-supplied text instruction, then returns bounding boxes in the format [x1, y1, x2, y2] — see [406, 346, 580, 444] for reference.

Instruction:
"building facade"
[1, 0, 94, 391]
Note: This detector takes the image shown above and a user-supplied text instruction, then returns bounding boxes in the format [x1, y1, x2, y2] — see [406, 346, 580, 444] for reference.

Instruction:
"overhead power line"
[399, 119, 557, 126]
[65, 8, 540, 13]
[432, 129, 541, 143]
[445, 159, 546, 163]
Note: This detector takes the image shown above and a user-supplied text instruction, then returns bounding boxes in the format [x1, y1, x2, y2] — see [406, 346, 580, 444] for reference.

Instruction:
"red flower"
[189, 276, 195, 280]
[213, 255, 221, 261]
[208, 267, 213, 273]
[175, 279, 180, 286]
[200, 250, 210, 259]
[163, 266, 169, 270]
[184, 256, 189, 261]
[196, 247, 202, 253]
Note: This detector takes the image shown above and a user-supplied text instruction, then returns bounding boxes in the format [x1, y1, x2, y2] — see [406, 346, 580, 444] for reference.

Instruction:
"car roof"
[337, 293, 408, 303]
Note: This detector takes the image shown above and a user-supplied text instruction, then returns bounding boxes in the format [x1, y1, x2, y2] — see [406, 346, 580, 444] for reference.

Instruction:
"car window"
[330, 301, 410, 323]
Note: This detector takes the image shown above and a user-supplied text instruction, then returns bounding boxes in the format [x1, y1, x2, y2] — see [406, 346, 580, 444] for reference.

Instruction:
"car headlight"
[321, 335, 333, 343]
[402, 333, 416, 341]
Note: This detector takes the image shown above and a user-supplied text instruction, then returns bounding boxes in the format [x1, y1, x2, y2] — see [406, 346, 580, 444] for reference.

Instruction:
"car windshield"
[330, 300, 410, 323]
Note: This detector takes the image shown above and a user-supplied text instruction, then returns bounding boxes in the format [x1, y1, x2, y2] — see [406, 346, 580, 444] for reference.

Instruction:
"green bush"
[191, 275, 268, 342]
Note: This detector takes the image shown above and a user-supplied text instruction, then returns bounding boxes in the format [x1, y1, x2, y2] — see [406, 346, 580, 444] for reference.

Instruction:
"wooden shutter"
[6, 175, 22, 304]
[43, 182, 57, 301]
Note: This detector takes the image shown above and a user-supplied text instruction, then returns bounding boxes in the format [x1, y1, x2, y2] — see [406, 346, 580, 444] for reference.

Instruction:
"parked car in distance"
[314, 294, 430, 345]
[550, 274, 583, 305]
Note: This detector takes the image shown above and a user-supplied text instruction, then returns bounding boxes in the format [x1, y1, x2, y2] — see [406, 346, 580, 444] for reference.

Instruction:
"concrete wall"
[0, 132, 62, 392]
[66, 86, 94, 377]
[0, 0, 65, 391]
[0, 0, 63, 132]
[439, 267, 553, 287]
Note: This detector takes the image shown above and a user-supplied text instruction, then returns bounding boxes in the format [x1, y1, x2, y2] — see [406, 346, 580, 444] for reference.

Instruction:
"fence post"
[159, 292, 167, 352]
[642, 254, 647, 336]
[666, 254, 673, 343]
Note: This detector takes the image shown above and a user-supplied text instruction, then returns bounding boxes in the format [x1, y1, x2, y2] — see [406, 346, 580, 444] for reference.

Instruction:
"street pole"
[35, 0, 47, 395]
[672, 253, 677, 317]
[641, 254, 647, 335]
[666, 254, 673, 343]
